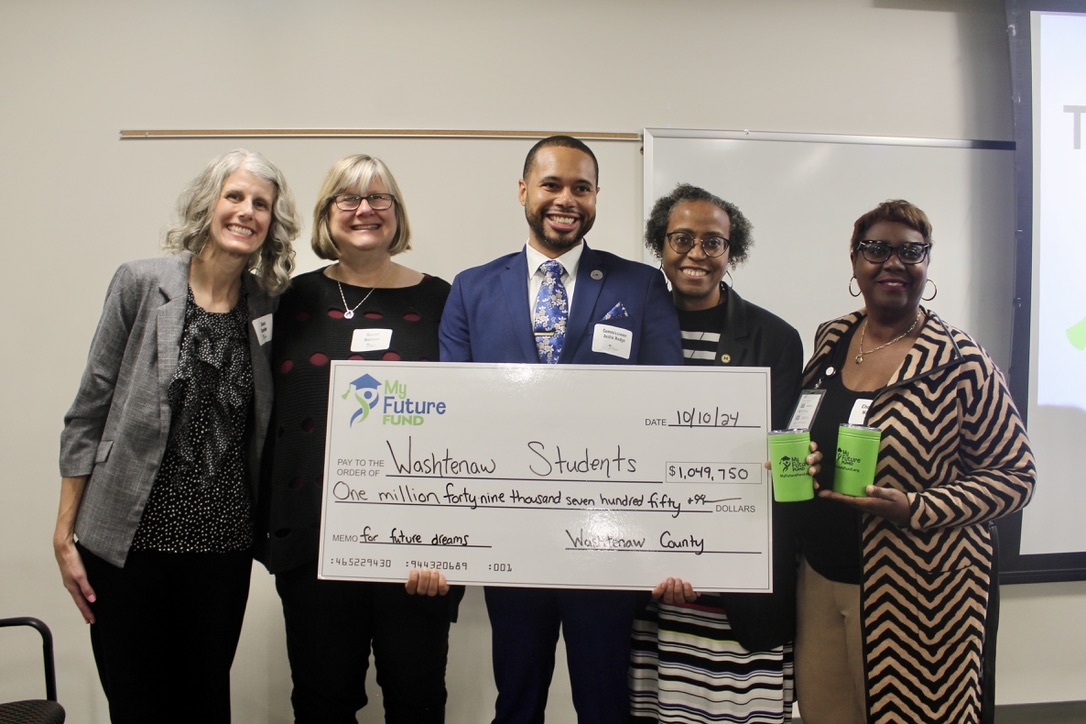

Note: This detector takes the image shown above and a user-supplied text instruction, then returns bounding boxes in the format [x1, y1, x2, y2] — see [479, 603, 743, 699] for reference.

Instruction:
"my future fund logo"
[342, 373, 448, 427]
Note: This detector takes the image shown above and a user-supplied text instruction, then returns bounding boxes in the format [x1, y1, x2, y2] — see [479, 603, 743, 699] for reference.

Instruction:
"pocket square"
[601, 302, 629, 321]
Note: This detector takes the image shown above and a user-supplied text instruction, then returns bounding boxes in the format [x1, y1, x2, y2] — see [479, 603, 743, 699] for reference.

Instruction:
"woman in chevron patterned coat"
[792, 200, 1035, 723]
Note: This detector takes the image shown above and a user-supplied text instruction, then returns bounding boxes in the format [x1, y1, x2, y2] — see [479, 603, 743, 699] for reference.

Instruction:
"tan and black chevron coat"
[802, 309, 1036, 723]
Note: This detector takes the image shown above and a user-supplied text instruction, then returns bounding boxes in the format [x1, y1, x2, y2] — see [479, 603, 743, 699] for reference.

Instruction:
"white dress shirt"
[525, 241, 583, 314]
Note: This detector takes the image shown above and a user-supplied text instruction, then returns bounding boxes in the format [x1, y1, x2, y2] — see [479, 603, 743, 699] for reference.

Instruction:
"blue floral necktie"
[533, 260, 569, 363]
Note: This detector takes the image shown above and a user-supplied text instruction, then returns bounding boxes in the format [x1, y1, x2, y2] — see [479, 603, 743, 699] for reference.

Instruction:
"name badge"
[787, 389, 826, 431]
[252, 314, 273, 346]
[591, 323, 632, 359]
[351, 328, 393, 353]
[849, 399, 873, 426]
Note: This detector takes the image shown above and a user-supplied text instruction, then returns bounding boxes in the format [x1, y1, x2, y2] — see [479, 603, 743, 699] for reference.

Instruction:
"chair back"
[0, 617, 66, 724]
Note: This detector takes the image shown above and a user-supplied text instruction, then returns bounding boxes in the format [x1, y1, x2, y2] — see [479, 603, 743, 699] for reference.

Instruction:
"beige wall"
[1, 0, 1082, 721]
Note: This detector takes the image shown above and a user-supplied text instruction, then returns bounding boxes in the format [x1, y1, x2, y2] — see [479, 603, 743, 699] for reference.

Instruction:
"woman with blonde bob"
[56, 149, 299, 723]
[258, 154, 460, 723]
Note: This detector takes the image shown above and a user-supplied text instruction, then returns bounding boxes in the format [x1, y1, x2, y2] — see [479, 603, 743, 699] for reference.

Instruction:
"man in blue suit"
[439, 136, 682, 723]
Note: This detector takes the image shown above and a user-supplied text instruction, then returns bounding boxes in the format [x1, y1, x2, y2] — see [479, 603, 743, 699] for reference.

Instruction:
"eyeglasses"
[665, 232, 730, 258]
[856, 240, 931, 265]
[333, 193, 396, 212]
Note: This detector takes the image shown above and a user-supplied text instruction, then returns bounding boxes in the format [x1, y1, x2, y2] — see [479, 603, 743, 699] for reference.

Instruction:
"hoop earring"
[922, 279, 938, 302]
[848, 276, 861, 298]
[724, 269, 734, 289]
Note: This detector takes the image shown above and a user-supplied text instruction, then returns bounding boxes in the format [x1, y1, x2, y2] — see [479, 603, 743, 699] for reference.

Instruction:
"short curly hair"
[163, 149, 299, 296]
[311, 154, 412, 260]
[644, 183, 752, 267]
[850, 199, 933, 252]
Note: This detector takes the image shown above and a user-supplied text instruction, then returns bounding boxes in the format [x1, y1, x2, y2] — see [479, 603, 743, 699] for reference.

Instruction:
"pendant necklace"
[855, 309, 922, 365]
[337, 260, 392, 320]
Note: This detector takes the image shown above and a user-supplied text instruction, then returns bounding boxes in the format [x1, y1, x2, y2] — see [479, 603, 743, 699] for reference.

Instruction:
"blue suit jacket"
[439, 244, 681, 720]
[440, 244, 682, 365]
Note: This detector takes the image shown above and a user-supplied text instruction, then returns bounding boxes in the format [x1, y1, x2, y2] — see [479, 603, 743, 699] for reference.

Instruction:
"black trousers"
[274, 560, 453, 724]
[80, 545, 252, 724]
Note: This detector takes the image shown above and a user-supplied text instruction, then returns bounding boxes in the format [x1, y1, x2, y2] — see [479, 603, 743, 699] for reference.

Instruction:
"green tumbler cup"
[834, 424, 881, 497]
[768, 430, 813, 502]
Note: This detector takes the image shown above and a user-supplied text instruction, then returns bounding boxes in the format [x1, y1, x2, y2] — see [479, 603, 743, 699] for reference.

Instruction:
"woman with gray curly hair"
[54, 149, 298, 723]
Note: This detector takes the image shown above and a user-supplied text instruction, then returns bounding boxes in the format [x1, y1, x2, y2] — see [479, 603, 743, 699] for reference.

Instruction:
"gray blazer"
[59, 251, 276, 566]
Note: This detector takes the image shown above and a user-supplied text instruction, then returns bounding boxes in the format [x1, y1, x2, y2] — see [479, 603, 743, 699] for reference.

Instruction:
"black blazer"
[705, 285, 803, 652]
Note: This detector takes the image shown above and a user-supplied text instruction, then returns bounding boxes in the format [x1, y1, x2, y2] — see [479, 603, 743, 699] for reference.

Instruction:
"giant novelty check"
[318, 362, 774, 592]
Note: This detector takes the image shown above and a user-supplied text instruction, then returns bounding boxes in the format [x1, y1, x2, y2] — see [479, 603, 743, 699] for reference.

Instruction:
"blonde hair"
[311, 154, 412, 260]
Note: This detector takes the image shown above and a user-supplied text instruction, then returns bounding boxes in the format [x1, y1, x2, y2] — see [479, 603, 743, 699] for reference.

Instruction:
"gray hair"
[163, 149, 299, 295]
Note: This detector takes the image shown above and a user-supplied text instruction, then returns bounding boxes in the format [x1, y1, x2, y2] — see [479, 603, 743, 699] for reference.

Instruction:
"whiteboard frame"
[643, 128, 1015, 364]
[641, 128, 1064, 584]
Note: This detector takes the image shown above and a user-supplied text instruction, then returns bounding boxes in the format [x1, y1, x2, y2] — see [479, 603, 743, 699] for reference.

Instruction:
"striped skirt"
[630, 600, 794, 723]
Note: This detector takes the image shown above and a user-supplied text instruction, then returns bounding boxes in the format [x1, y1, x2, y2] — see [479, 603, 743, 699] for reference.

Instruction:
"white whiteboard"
[643, 129, 1017, 367]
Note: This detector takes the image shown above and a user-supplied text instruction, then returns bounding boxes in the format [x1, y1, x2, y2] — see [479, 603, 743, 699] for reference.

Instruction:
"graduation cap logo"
[342, 373, 381, 426]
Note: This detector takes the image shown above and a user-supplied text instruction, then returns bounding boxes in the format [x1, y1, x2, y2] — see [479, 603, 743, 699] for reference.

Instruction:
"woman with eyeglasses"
[257, 154, 460, 723]
[56, 149, 299, 722]
[792, 199, 1035, 723]
[630, 183, 813, 723]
